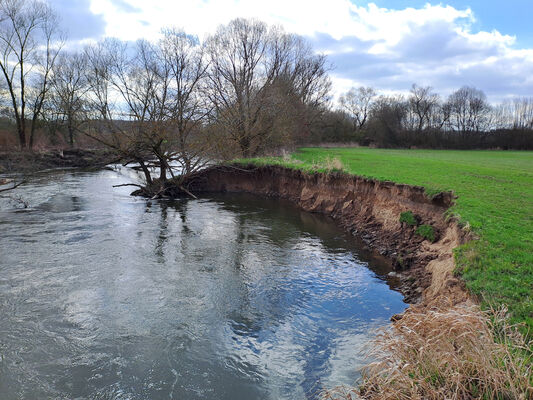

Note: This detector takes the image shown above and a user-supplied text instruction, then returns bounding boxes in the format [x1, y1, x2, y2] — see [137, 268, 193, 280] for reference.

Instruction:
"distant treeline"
[312, 86, 533, 150]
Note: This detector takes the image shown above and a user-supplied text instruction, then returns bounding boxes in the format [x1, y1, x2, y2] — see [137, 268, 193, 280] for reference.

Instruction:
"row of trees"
[0, 0, 61, 150]
[0, 0, 531, 183]
[0, 0, 331, 192]
[334, 84, 533, 149]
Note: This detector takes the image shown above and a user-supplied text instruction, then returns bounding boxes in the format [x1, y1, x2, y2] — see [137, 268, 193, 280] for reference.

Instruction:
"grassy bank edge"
[229, 151, 533, 398]
[228, 153, 532, 398]
[231, 150, 533, 336]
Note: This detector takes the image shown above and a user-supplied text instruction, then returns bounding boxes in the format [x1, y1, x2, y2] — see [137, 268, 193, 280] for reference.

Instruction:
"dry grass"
[310, 155, 345, 172]
[322, 304, 532, 400]
[279, 151, 344, 172]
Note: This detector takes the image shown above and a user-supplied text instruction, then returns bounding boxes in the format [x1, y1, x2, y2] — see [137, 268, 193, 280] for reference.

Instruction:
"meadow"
[245, 148, 533, 333]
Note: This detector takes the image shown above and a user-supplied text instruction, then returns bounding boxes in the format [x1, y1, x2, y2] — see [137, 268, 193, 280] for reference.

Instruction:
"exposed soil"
[0, 149, 118, 174]
[177, 164, 473, 307]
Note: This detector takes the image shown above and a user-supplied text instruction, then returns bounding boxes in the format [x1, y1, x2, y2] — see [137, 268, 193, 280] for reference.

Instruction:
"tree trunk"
[138, 160, 153, 185]
[239, 136, 251, 158]
[68, 124, 74, 147]
[29, 120, 35, 150]
[159, 162, 167, 181]
[17, 124, 26, 150]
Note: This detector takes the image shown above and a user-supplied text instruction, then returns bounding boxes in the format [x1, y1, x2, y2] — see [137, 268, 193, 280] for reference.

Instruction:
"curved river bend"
[0, 168, 406, 399]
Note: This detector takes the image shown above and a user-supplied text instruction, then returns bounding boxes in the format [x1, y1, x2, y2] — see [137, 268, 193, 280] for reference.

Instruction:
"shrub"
[416, 224, 436, 242]
[399, 211, 418, 226]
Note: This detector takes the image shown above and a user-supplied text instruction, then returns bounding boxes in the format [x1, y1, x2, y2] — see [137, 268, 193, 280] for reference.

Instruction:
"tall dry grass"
[322, 304, 532, 400]
[311, 156, 345, 172]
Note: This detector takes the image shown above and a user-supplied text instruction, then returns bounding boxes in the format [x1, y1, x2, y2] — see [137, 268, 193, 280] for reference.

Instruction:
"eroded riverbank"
[170, 163, 532, 400]
[179, 164, 472, 307]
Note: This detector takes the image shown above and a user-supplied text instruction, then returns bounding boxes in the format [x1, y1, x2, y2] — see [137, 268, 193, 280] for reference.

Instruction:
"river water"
[0, 167, 406, 399]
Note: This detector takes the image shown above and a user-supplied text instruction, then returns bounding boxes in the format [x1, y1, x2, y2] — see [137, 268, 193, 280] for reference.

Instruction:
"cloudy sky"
[50, 0, 533, 103]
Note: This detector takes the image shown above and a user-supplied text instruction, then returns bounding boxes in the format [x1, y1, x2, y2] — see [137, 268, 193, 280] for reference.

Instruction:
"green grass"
[400, 211, 418, 226]
[416, 224, 436, 243]
[239, 148, 533, 333]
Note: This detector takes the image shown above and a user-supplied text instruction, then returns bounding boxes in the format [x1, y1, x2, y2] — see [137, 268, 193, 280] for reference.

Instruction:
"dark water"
[0, 168, 406, 399]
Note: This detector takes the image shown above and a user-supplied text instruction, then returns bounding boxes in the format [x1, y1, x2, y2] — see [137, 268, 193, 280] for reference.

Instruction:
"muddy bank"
[178, 164, 471, 305]
[0, 149, 118, 174]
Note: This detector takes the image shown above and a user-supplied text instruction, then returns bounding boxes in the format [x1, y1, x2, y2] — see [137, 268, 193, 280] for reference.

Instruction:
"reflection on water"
[0, 168, 406, 399]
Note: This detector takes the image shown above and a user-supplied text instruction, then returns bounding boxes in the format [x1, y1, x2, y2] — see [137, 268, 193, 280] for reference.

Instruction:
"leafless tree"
[493, 97, 533, 130]
[407, 84, 441, 133]
[260, 31, 331, 149]
[82, 33, 217, 196]
[205, 18, 330, 156]
[46, 51, 90, 146]
[339, 86, 376, 131]
[205, 18, 273, 157]
[445, 86, 491, 135]
[159, 28, 212, 176]
[83, 38, 168, 185]
[368, 95, 408, 145]
[0, 0, 63, 149]
[513, 98, 533, 129]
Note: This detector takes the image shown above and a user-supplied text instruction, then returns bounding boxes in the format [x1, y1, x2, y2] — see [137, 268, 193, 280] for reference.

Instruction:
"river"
[0, 167, 406, 399]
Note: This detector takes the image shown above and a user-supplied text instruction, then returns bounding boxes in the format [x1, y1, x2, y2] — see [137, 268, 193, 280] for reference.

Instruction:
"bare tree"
[259, 31, 331, 149]
[494, 98, 533, 130]
[445, 86, 491, 135]
[46, 51, 89, 146]
[205, 18, 330, 156]
[407, 84, 440, 133]
[159, 28, 212, 176]
[83, 38, 168, 185]
[339, 86, 376, 131]
[0, 0, 62, 149]
[368, 95, 408, 145]
[512, 98, 533, 129]
[82, 33, 217, 196]
[205, 18, 272, 157]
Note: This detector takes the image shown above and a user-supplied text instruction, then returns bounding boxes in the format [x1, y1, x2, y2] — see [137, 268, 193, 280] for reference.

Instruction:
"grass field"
[244, 148, 533, 333]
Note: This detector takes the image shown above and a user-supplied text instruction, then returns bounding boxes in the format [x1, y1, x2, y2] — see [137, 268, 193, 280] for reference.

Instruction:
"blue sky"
[50, 0, 533, 103]
[360, 0, 533, 46]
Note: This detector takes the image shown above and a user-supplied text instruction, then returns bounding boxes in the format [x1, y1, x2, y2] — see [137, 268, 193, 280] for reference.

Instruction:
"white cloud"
[84, 0, 533, 102]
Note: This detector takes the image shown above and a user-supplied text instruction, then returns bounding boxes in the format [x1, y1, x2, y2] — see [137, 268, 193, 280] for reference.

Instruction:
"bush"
[399, 211, 418, 226]
[416, 224, 436, 242]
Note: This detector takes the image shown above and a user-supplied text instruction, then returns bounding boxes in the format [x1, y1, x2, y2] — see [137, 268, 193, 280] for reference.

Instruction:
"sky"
[49, 0, 533, 103]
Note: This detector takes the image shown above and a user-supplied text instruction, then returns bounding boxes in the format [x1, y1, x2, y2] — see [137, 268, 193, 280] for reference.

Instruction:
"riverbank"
[179, 164, 469, 306]
[0, 149, 118, 174]
[241, 148, 533, 334]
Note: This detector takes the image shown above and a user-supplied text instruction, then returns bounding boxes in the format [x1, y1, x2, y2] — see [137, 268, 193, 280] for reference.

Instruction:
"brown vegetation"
[323, 305, 532, 400]
[0, 148, 117, 173]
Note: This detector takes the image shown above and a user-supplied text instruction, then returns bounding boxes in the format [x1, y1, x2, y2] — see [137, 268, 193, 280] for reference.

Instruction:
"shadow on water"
[0, 169, 406, 400]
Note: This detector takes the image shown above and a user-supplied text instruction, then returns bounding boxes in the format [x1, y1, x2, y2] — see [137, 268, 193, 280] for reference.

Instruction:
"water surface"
[0, 168, 406, 399]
